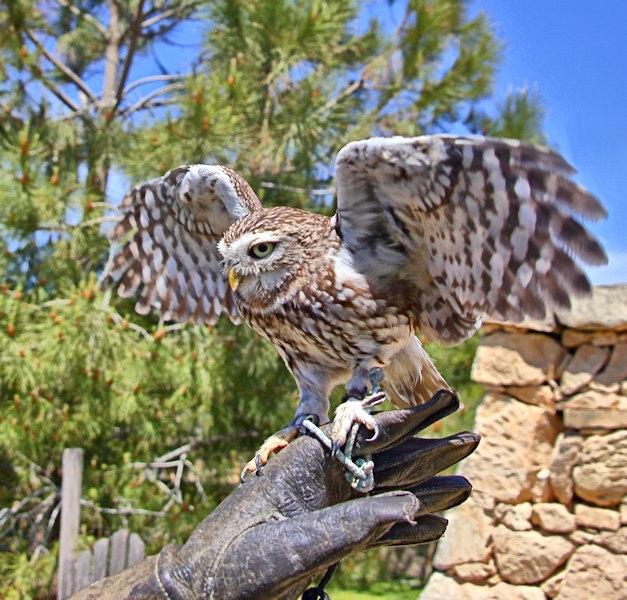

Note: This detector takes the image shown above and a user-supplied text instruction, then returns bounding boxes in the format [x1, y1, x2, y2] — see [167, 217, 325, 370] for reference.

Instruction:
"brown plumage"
[108, 135, 607, 456]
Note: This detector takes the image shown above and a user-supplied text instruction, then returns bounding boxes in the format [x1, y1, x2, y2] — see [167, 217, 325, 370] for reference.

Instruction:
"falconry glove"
[70, 390, 479, 600]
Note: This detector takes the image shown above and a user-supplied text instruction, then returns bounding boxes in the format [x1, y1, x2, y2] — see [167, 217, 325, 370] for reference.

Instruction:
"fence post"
[58, 448, 84, 600]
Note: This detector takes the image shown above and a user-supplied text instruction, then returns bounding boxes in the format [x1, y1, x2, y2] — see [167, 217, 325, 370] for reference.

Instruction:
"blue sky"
[470, 1, 626, 284]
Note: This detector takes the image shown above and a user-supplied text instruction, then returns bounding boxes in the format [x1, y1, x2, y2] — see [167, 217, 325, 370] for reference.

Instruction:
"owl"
[108, 135, 607, 474]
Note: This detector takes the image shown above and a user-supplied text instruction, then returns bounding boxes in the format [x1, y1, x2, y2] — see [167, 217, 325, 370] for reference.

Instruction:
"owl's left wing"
[335, 135, 608, 344]
[107, 164, 262, 325]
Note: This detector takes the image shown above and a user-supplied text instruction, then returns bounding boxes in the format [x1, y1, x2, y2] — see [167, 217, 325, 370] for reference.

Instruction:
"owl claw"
[241, 425, 300, 481]
[332, 400, 378, 448]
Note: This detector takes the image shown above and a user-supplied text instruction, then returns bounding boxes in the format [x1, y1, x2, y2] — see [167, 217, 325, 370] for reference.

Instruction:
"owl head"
[218, 206, 332, 311]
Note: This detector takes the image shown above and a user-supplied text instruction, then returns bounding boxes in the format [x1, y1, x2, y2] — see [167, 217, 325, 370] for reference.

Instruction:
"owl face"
[218, 207, 325, 310]
[219, 228, 291, 299]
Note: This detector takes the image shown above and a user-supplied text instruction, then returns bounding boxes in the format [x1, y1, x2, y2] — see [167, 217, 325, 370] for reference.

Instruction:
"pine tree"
[0, 0, 545, 595]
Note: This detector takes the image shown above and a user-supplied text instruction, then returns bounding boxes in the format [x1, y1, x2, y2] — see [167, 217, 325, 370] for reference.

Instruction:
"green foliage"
[424, 334, 484, 435]
[468, 86, 547, 143]
[328, 547, 422, 597]
[330, 580, 419, 600]
[0, 0, 546, 596]
[0, 542, 57, 600]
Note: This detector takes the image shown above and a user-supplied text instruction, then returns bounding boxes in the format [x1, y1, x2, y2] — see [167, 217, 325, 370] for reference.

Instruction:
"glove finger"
[373, 432, 480, 489]
[369, 477, 471, 548]
[213, 491, 421, 600]
[353, 389, 460, 456]
[370, 514, 448, 547]
[405, 475, 472, 513]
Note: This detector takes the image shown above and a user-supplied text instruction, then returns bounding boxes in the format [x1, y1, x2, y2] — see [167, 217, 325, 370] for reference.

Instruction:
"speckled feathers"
[335, 136, 607, 343]
[108, 135, 607, 418]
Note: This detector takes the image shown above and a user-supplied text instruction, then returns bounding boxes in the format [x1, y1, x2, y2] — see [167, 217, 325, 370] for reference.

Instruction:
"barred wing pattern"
[108, 164, 262, 325]
[335, 136, 608, 344]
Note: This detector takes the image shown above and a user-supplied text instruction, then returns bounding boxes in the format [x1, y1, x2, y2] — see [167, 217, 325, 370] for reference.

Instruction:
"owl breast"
[239, 259, 414, 381]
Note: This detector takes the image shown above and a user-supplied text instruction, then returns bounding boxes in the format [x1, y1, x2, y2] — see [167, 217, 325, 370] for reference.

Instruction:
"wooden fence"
[58, 448, 145, 599]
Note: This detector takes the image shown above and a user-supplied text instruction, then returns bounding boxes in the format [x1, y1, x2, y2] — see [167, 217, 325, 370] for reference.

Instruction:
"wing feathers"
[335, 135, 607, 344]
[108, 164, 260, 325]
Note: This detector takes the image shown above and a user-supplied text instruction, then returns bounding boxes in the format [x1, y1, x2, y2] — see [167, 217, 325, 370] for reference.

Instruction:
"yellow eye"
[249, 242, 275, 259]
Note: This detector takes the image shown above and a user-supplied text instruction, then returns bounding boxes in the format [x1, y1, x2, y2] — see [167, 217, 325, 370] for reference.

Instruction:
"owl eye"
[249, 241, 275, 259]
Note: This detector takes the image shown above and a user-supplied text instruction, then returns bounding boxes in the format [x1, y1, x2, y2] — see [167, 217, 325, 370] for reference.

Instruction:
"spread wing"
[107, 164, 262, 325]
[335, 135, 608, 344]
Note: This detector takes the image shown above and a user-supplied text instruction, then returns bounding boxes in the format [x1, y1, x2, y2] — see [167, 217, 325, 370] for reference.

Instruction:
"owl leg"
[240, 424, 301, 480]
[331, 368, 386, 450]
[241, 391, 330, 480]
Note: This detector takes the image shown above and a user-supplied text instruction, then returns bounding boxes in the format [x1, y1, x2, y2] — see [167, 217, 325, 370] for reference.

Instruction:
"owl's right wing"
[107, 164, 262, 325]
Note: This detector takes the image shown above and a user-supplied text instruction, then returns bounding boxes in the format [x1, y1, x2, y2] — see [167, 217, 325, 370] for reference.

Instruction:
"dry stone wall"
[420, 284, 627, 600]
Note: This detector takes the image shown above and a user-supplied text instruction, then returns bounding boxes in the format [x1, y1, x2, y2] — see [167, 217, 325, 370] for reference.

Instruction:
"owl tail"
[381, 335, 450, 408]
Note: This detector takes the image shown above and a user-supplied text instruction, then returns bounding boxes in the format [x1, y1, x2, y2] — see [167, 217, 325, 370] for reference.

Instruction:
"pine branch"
[320, 76, 364, 113]
[23, 28, 98, 105]
[121, 82, 185, 116]
[107, 311, 151, 339]
[34, 75, 81, 113]
[79, 500, 169, 519]
[53, 0, 108, 36]
[122, 74, 186, 97]
[113, 0, 146, 112]
[102, 0, 122, 107]
[146, 430, 260, 464]
[140, 1, 200, 30]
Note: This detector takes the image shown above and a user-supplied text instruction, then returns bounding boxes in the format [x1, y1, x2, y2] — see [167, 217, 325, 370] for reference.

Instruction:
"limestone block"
[483, 313, 556, 333]
[541, 571, 566, 598]
[555, 284, 627, 330]
[531, 503, 576, 534]
[589, 380, 621, 394]
[561, 328, 619, 348]
[595, 526, 627, 554]
[459, 394, 562, 503]
[471, 332, 567, 386]
[563, 408, 627, 430]
[494, 502, 532, 531]
[558, 389, 627, 410]
[595, 342, 627, 386]
[548, 433, 583, 505]
[492, 525, 575, 584]
[574, 504, 621, 531]
[531, 468, 555, 503]
[554, 544, 627, 600]
[505, 384, 558, 411]
[559, 344, 609, 395]
[419, 572, 545, 600]
[450, 560, 497, 583]
[573, 431, 627, 506]
[432, 495, 493, 569]
[569, 530, 596, 546]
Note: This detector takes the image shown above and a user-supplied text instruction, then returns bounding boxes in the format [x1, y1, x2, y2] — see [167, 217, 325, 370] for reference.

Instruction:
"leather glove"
[70, 390, 479, 600]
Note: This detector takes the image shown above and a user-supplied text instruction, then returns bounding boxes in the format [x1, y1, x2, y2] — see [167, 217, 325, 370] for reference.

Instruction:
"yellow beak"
[228, 268, 242, 291]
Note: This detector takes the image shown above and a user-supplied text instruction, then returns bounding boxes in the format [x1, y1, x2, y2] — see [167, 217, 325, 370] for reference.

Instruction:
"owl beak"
[228, 268, 242, 291]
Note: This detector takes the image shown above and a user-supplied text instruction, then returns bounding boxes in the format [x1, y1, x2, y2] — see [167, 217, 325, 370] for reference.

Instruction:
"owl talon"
[367, 422, 379, 442]
[241, 425, 299, 481]
[332, 400, 378, 448]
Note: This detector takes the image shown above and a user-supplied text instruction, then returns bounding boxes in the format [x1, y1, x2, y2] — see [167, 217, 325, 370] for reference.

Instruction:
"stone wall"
[420, 284, 627, 600]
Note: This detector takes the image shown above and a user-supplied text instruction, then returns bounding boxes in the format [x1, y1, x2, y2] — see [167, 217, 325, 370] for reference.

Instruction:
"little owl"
[108, 135, 607, 474]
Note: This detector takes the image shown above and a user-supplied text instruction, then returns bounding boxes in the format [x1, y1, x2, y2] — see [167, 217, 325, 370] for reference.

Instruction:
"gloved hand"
[70, 390, 479, 600]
